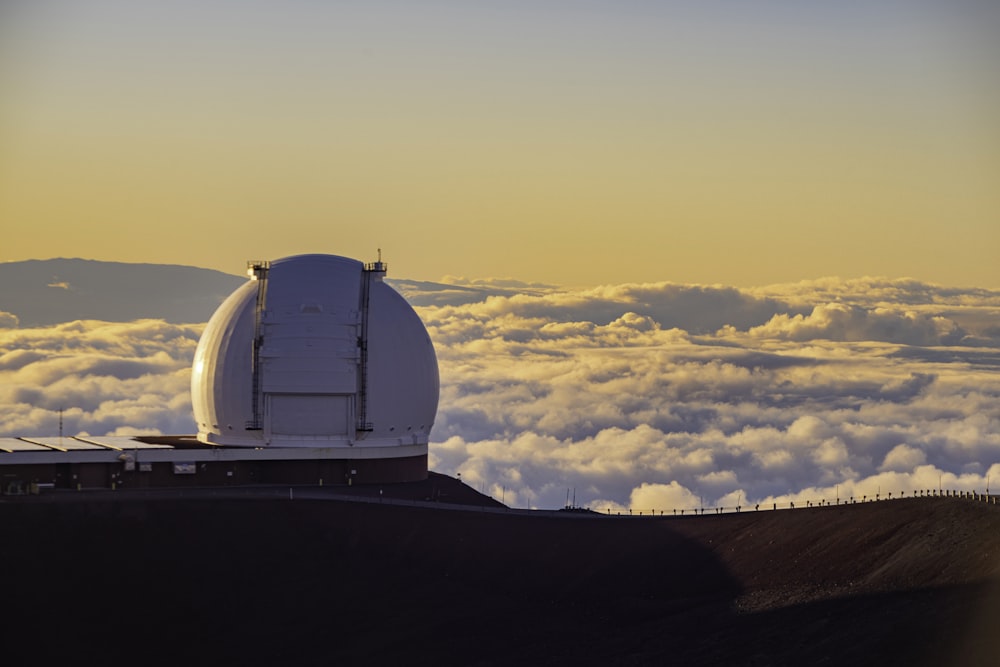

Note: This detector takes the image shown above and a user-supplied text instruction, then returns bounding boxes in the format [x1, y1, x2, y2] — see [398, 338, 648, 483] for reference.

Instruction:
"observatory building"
[0, 253, 439, 493]
[193, 254, 438, 453]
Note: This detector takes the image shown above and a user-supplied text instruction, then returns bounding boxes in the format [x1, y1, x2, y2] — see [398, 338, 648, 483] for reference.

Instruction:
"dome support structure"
[246, 260, 270, 431]
[356, 250, 386, 435]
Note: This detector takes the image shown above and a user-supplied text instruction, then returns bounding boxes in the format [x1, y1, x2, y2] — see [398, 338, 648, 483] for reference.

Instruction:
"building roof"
[0, 434, 425, 465]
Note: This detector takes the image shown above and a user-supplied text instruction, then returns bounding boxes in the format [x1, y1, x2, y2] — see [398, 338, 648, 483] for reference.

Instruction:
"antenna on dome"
[365, 249, 387, 275]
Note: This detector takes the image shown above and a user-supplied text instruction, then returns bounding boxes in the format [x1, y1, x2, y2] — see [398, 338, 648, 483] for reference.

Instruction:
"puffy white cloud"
[747, 303, 965, 345]
[748, 276, 1000, 311]
[880, 444, 927, 472]
[0, 320, 201, 436]
[628, 482, 700, 514]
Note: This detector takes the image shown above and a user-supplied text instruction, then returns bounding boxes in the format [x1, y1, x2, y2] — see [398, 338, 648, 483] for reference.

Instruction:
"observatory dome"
[191, 254, 439, 449]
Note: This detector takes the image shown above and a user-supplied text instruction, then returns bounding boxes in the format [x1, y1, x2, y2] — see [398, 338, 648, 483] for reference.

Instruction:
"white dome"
[191, 254, 439, 448]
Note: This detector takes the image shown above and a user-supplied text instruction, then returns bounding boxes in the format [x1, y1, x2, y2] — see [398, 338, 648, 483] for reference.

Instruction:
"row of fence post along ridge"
[608, 489, 999, 517]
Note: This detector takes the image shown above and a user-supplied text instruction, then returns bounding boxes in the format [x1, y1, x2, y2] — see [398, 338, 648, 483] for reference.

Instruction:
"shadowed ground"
[3, 477, 999, 666]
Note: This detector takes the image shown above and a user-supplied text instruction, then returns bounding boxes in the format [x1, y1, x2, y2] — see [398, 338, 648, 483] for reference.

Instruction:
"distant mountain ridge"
[0, 258, 246, 327]
[0, 258, 516, 327]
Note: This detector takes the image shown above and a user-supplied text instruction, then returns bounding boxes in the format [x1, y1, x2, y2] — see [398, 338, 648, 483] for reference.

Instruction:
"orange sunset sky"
[1, 0, 998, 287]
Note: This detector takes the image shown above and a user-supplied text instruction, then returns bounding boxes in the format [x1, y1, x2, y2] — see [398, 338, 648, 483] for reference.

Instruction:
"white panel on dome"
[260, 316, 359, 392]
[0, 438, 52, 452]
[262, 359, 357, 393]
[269, 394, 351, 436]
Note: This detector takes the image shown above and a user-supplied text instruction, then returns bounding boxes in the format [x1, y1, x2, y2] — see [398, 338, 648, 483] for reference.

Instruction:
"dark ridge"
[2, 493, 999, 666]
[0, 258, 245, 326]
[331, 470, 507, 507]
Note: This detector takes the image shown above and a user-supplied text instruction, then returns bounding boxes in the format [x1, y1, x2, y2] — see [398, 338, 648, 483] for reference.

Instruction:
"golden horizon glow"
[1, 1, 998, 288]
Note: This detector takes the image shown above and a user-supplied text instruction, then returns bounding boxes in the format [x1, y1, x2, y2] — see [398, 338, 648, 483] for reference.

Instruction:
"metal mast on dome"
[357, 249, 386, 434]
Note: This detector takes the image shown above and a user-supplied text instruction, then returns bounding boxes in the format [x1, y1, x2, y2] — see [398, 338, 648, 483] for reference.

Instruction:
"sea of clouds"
[2, 276, 998, 511]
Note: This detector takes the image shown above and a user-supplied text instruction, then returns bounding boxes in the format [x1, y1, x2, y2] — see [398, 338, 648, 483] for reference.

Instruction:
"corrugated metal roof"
[0, 438, 52, 452]
[19, 437, 108, 451]
[75, 436, 174, 450]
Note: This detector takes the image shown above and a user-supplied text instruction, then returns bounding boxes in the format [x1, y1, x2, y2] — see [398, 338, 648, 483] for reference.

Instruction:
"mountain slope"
[3, 493, 999, 666]
[0, 258, 246, 326]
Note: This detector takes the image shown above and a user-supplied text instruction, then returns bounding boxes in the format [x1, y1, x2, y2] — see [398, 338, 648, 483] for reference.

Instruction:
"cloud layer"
[0, 320, 202, 437]
[409, 277, 1000, 510]
[3, 276, 999, 511]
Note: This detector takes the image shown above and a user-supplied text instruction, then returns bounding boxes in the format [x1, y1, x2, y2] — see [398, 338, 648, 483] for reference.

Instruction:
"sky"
[2, 0, 998, 288]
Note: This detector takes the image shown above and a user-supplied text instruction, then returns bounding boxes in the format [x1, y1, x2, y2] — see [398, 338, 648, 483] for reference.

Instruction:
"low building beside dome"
[0, 435, 426, 494]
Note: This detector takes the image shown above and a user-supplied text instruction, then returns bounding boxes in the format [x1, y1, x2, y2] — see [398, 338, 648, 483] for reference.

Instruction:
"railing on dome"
[246, 260, 270, 431]
[356, 251, 385, 434]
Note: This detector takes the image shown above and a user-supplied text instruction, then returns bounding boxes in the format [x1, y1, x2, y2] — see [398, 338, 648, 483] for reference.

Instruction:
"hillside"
[0, 258, 246, 326]
[3, 488, 1000, 666]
